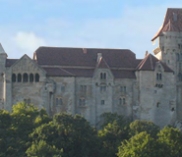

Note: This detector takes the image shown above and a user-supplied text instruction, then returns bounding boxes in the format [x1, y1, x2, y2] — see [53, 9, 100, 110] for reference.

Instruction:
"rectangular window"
[79, 98, 85, 106]
[101, 100, 105, 105]
[100, 73, 106, 80]
[61, 86, 65, 92]
[24, 99, 31, 104]
[120, 86, 126, 93]
[80, 85, 87, 93]
[56, 97, 63, 106]
[100, 85, 106, 92]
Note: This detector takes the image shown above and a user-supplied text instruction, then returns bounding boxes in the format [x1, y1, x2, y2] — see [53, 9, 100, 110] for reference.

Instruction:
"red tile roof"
[152, 8, 182, 41]
[34, 47, 136, 69]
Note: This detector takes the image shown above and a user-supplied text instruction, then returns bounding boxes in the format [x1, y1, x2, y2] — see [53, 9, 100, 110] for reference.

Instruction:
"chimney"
[97, 53, 102, 62]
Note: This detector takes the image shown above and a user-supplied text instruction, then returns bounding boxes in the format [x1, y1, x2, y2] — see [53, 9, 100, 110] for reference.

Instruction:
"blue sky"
[0, 0, 181, 59]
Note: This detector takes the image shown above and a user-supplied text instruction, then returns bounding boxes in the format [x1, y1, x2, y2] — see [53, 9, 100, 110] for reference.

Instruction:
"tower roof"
[152, 8, 182, 41]
[0, 43, 6, 54]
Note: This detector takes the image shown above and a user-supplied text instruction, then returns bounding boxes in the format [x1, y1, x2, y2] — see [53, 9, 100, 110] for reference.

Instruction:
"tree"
[0, 110, 12, 157]
[26, 140, 62, 157]
[129, 120, 159, 138]
[98, 113, 131, 157]
[28, 113, 101, 157]
[117, 131, 161, 157]
[10, 102, 50, 156]
[157, 126, 182, 157]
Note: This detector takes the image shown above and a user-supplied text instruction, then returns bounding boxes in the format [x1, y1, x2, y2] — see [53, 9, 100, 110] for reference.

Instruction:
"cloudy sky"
[0, 0, 181, 59]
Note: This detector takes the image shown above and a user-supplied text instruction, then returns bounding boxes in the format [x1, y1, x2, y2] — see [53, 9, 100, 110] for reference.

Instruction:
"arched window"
[23, 73, 28, 82]
[17, 74, 22, 82]
[35, 73, 39, 82]
[12, 74, 16, 82]
[30, 74, 34, 82]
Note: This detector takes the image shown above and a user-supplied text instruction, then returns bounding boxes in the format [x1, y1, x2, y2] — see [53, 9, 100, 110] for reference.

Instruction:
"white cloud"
[13, 32, 46, 52]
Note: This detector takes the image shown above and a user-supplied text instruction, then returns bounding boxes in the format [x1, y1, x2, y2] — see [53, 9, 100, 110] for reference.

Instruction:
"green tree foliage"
[117, 131, 161, 157]
[129, 120, 159, 138]
[26, 140, 62, 157]
[98, 113, 131, 157]
[0, 110, 12, 157]
[10, 102, 51, 156]
[28, 113, 101, 157]
[157, 126, 182, 157]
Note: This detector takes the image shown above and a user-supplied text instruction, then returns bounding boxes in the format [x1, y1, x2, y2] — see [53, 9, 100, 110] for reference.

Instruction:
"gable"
[11, 54, 46, 75]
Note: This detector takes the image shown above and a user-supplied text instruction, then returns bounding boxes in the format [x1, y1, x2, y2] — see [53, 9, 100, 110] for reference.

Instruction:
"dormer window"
[156, 73, 162, 81]
[100, 73, 106, 80]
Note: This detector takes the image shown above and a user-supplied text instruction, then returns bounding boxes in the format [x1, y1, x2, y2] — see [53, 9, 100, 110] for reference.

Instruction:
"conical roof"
[0, 43, 6, 54]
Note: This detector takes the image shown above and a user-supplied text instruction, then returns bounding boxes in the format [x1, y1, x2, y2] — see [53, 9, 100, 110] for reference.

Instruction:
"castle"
[0, 8, 182, 127]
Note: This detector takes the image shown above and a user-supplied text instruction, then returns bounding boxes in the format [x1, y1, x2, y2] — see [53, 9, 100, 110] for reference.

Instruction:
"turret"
[0, 43, 7, 68]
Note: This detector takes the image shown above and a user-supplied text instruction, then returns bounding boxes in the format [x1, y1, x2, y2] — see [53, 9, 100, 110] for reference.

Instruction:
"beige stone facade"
[0, 8, 182, 127]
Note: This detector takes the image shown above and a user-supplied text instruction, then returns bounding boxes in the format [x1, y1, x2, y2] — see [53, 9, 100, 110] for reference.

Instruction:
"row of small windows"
[12, 73, 39, 83]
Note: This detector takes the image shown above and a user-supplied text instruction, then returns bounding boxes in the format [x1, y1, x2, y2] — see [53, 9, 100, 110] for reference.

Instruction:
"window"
[24, 99, 31, 104]
[17, 74, 22, 82]
[101, 100, 105, 105]
[61, 86, 65, 92]
[177, 53, 180, 61]
[12, 74, 16, 82]
[178, 73, 182, 81]
[119, 97, 126, 105]
[156, 102, 160, 108]
[100, 85, 106, 92]
[120, 86, 126, 93]
[30, 74, 34, 82]
[56, 97, 63, 106]
[80, 85, 87, 93]
[100, 73, 106, 80]
[79, 98, 85, 106]
[23, 73, 28, 82]
[35, 73, 39, 82]
[156, 73, 162, 81]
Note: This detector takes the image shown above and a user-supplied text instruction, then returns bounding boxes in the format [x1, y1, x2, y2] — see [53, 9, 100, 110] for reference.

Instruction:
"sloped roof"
[152, 8, 182, 41]
[136, 54, 173, 72]
[6, 59, 18, 67]
[34, 47, 136, 69]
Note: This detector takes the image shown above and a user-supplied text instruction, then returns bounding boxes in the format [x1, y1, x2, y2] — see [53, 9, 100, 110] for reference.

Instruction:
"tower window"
[23, 73, 28, 82]
[12, 74, 16, 82]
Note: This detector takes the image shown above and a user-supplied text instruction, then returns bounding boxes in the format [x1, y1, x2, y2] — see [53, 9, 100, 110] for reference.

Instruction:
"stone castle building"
[0, 8, 182, 127]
